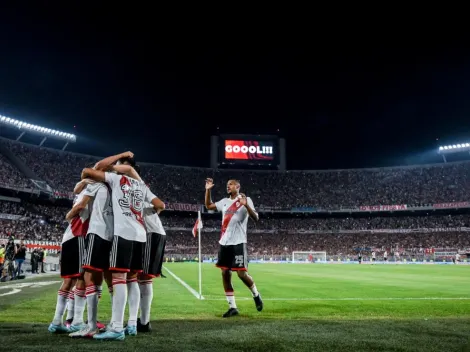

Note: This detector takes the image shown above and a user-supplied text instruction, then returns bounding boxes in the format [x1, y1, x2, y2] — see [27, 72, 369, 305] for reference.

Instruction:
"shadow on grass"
[1, 319, 469, 352]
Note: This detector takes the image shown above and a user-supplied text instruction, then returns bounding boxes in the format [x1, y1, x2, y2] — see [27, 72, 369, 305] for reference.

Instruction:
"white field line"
[202, 296, 470, 301]
[163, 266, 204, 300]
[0, 288, 21, 297]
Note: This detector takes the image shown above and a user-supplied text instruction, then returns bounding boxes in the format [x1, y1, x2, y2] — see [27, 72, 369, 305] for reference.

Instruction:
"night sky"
[1, 6, 470, 170]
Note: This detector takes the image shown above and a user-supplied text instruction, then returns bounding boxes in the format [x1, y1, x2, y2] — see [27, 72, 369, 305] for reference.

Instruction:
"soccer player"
[383, 250, 388, 262]
[204, 178, 263, 318]
[138, 181, 166, 333]
[80, 164, 164, 341]
[371, 251, 376, 264]
[48, 180, 91, 333]
[68, 179, 114, 338]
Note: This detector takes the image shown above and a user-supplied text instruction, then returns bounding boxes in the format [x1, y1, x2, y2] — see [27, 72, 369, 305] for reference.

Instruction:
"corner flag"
[192, 211, 203, 237]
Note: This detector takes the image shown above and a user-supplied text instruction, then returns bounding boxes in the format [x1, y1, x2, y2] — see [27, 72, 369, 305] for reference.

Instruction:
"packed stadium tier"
[1, 137, 470, 209]
[0, 199, 469, 257]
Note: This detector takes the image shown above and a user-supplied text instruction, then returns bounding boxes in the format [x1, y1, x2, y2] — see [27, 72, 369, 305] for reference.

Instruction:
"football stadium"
[0, 119, 469, 351]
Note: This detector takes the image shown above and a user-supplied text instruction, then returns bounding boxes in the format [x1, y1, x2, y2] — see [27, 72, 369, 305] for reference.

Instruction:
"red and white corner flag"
[192, 211, 203, 237]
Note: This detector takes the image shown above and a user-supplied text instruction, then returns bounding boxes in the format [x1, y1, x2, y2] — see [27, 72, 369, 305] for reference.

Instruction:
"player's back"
[105, 172, 155, 243]
[85, 182, 114, 241]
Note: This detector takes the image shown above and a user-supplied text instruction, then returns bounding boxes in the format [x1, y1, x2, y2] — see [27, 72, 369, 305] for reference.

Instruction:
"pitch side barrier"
[249, 260, 470, 265]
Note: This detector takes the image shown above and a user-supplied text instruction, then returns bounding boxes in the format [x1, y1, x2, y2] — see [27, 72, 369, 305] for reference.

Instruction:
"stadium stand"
[0, 137, 469, 263]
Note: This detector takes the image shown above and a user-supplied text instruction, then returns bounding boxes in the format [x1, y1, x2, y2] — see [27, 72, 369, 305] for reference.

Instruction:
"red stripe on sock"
[112, 279, 126, 286]
[75, 289, 86, 298]
[225, 291, 234, 296]
[58, 290, 68, 297]
[126, 278, 138, 283]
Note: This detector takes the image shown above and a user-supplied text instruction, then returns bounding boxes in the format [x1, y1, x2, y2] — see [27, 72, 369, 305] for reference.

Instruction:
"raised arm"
[112, 164, 142, 181]
[66, 195, 92, 221]
[204, 178, 217, 210]
[94, 151, 134, 171]
[81, 168, 106, 182]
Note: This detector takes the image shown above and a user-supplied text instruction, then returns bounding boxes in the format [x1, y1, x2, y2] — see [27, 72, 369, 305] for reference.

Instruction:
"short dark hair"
[134, 164, 141, 174]
[119, 157, 136, 167]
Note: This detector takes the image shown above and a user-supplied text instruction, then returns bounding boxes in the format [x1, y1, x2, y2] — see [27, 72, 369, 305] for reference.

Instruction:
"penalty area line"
[202, 296, 470, 301]
[163, 266, 204, 300]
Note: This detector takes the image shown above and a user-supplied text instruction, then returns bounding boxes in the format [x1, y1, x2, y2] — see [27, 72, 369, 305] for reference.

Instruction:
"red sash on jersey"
[71, 216, 90, 237]
[220, 200, 243, 240]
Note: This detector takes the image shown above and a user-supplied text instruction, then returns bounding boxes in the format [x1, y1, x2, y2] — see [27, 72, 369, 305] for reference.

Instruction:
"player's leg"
[49, 277, 75, 333]
[234, 243, 263, 312]
[49, 237, 82, 332]
[69, 236, 88, 331]
[137, 232, 167, 332]
[216, 245, 238, 317]
[94, 235, 131, 341]
[65, 282, 76, 328]
[126, 241, 144, 336]
[70, 233, 110, 337]
[104, 269, 113, 306]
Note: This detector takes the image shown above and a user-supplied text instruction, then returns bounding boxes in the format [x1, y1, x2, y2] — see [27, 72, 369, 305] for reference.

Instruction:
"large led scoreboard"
[210, 134, 286, 170]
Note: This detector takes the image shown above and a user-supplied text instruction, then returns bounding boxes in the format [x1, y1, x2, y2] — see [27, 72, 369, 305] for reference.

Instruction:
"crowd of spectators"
[0, 138, 470, 209]
[0, 199, 468, 255]
[0, 153, 31, 189]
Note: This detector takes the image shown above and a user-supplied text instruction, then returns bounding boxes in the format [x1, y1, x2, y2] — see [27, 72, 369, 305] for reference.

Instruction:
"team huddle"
[49, 152, 263, 341]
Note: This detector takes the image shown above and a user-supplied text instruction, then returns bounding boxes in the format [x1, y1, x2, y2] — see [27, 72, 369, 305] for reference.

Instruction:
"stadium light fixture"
[437, 142, 470, 163]
[0, 114, 76, 143]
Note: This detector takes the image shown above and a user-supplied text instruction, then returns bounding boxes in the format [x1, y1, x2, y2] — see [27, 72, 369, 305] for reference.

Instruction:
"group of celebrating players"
[48, 151, 263, 341]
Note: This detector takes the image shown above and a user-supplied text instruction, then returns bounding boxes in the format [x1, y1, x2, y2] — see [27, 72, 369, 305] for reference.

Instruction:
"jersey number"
[235, 255, 244, 267]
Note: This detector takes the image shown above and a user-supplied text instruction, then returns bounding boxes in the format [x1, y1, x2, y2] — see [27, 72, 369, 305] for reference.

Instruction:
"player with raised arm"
[205, 178, 263, 318]
[80, 164, 164, 341]
[48, 179, 91, 333]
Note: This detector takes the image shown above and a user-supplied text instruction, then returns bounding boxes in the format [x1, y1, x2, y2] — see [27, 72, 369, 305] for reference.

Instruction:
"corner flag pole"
[197, 210, 204, 300]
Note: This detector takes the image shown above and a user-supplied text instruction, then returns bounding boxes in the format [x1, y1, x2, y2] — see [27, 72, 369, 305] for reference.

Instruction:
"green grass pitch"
[0, 263, 469, 351]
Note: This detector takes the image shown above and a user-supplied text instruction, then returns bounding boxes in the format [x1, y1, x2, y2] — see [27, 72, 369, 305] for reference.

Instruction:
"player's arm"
[66, 195, 92, 221]
[239, 194, 259, 222]
[204, 178, 217, 210]
[112, 164, 142, 181]
[73, 178, 96, 194]
[93, 151, 134, 171]
[151, 197, 166, 214]
[81, 168, 106, 182]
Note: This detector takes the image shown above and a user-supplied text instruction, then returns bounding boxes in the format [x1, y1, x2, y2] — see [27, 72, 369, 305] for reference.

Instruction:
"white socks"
[127, 278, 140, 327]
[66, 289, 75, 321]
[138, 279, 153, 325]
[73, 288, 86, 325]
[110, 278, 127, 332]
[225, 290, 237, 309]
[52, 289, 68, 325]
[85, 285, 99, 330]
[249, 284, 259, 297]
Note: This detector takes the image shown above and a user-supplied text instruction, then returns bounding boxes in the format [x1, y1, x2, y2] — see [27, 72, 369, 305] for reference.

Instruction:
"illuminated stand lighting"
[438, 143, 470, 163]
[0, 115, 76, 150]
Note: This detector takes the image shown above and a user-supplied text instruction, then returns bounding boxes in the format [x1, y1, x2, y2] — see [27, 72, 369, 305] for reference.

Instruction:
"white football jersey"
[384, 251, 388, 258]
[105, 172, 156, 243]
[61, 189, 91, 244]
[143, 202, 166, 235]
[84, 182, 114, 241]
[215, 196, 256, 246]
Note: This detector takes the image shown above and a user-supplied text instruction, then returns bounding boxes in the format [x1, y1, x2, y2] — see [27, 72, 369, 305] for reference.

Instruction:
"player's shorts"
[384, 257, 387, 261]
[142, 232, 166, 278]
[60, 236, 86, 278]
[109, 235, 143, 273]
[216, 243, 247, 271]
[82, 233, 112, 272]
[372, 258, 376, 261]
